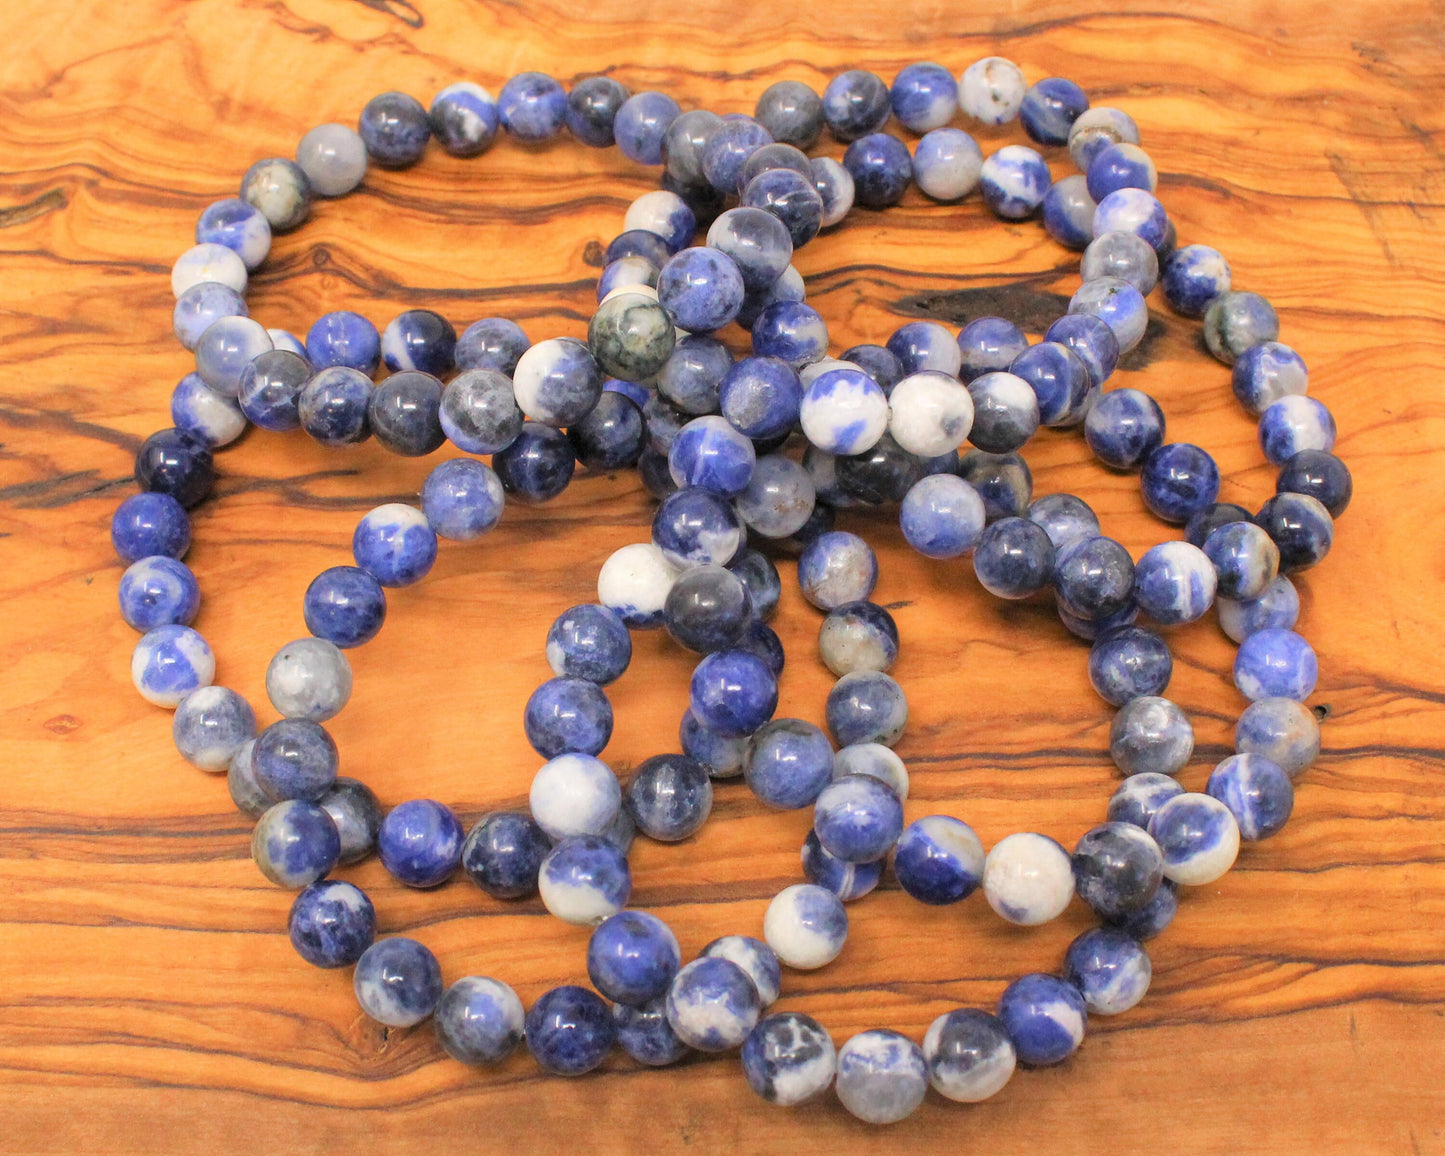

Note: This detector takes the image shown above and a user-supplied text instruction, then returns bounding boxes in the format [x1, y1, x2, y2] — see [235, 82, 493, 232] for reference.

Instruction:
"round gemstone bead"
[1235, 697, 1321, 777]
[377, 799, 463, 888]
[813, 773, 904, 863]
[1071, 821, 1165, 918]
[119, 555, 200, 631]
[537, 836, 631, 925]
[980, 144, 1050, 219]
[132, 624, 215, 708]
[742, 1011, 837, 1105]
[1141, 443, 1221, 523]
[666, 957, 762, 1051]
[566, 76, 631, 147]
[434, 976, 525, 1066]
[997, 973, 1087, 1066]
[296, 123, 368, 196]
[529, 753, 620, 840]
[1134, 540, 1217, 625]
[1110, 695, 1194, 777]
[1162, 244, 1232, 316]
[1149, 792, 1241, 884]
[1063, 927, 1152, 1015]
[1207, 753, 1295, 840]
[923, 1008, 1016, 1102]
[265, 636, 352, 722]
[171, 685, 255, 771]
[525, 985, 617, 1075]
[306, 311, 380, 374]
[1089, 625, 1173, 705]
[288, 879, 375, 968]
[1204, 291, 1280, 365]
[359, 91, 431, 167]
[913, 128, 983, 201]
[1020, 77, 1089, 145]
[461, 811, 551, 899]
[353, 938, 443, 1027]
[318, 777, 382, 866]
[252, 718, 337, 802]
[1234, 628, 1318, 701]
[353, 504, 437, 587]
[822, 69, 891, 141]
[498, 72, 568, 142]
[252, 799, 340, 888]
[745, 718, 835, 809]
[690, 648, 778, 737]
[587, 911, 682, 1007]
[626, 753, 713, 841]
[755, 81, 825, 149]
[843, 132, 913, 207]
[893, 815, 985, 905]
[303, 566, 385, 649]
[764, 883, 848, 969]
[834, 1030, 928, 1125]
[299, 367, 372, 445]
[959, 57, 1026, 125]
[983, 832, 1074, 925]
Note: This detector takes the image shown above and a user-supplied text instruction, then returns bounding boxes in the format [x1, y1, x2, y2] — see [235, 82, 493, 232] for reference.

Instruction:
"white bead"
[763, 883, 848, 969]
[171, 243, 247, 298]
[799, 369, 889, 456]
[958, 57, 1026, 126]
[832, 743, 909, 800]
[624, 189, 692, 243]
[265, 636, 353, 722]
[983, 832, 1075, 925]
[597, 542, 678, 628]
[529, 754, 620, 840]
[887, 371, 975, 457]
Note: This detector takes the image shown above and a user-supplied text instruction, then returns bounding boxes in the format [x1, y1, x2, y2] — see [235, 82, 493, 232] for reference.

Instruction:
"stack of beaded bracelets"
[110, 55, 1351, 1124]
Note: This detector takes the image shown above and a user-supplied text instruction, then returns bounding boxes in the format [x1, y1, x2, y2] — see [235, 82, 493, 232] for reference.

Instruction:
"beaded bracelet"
[110, 53, 1350, 1124]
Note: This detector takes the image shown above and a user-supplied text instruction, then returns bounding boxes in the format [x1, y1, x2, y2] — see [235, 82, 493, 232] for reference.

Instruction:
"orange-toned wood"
[1, 0, 1442, 1151]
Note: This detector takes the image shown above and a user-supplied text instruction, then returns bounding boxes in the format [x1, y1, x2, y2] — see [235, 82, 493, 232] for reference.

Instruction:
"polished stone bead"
[736, 455, 815, 539]
[119, 555, 199, 631]
[194, 315, 273, 397]
[897, 472, 984, 558]
[817, 601, 898, 676]
[890, 61, 957, 131]
[498, 71, 567, 142]
[813, 773, 903, 863]
[1046, 313, 1119, 390]
[1204, 290, 1279, 365]
[658, 333, 730, 413]
[924, 1008, 1015, 1102]
[810, 156, 855, 227]
[493, 421, 576, 502]
[270, 326, 310, 357]
[613, 997, 690, 1066]
[610, 90, 677, 164]
[1218, 573, 1301, 644]
[972, 516, 1054, 599]
[823, 69, 891, 141]
[381, 309, 456, 377]
[1107, 877, 1179, 940]
[801, 828, 883, 901]
[1041, 174, 1097, 248]
[798, 531, 878, 610]
[913, 128, 983, 201]
[741, 167, 824, 247]
[740, 618, 784, 671]
[665, 957, 762, 1052]
[663, 108, 723, 187]
[368, 370, 445, 456]
[753, 301, 830, 369]
[668, 415, 755, 496]
[524, 677, 612, 759]
[598, 254, 659, 302]
[1027, 493, 1100, 551]
[1085, 388, 1165, 470]
[354, 937, 442, 1027]
[434, 976, 524, 1065]
[719, 552, 778, 626]
[980, 144, 1050, 218]
[833, 433, 923, 505]
[1203, 521, 1280, 602]
[1149, 792, 1240, 884]
[569, 388, 645, 470]
[963, 374, 1037, 471]
[239, 157, 311, 231]
[252, 718, 337, 802]
[764, 882, 848, 969]
[1055, 535, 1135, 620]
[237, 349, 308, 432]
[1083, 229, 1159, 294]
[590, 290, 676, 380]
[1232, 341, 1308, 415]
[690, 648, 778, 737]
[1257, 492, 1334, 571]
[288, 879, 375, 967]
[1092, 188, 1168, 250]
[1057, 597, 1140, 642]
[893, 815, 985, 905]
[1090, 625, 1172, 705]
[663, 563, 752, 654]
[359, 91, 430, 167]
[997, 973, 1086, 1066]
[426, 81, 497, 157]
[833, 747, 910, 808]
[834, 1030, 927, 1125]
[508, 337, 602, 427]
[626, 753, 713, 842]
[1109, 771, 1186, 830]
[598, 542, 679, 628]
[1235, 628, 1318, 702]
[843, 132, 913, 207]
[421, 457, 505, 541]
[131, 624, 214, 707]
[1010, 341, 1091, 427]
[296, 122, 367, 196]
[565, 76, 630, 146]
[303, 566, 385, 650]
[227, 741, 268, 817]
[1277, 449, 1352, 518]
[315, 777, 381, 866]
[1069, 275, 1149, 355]
[460, 811, 550, 899]
[1259, 395, 1337, 466]
[652, 486, 744, 569]
[798, 367, 888, 456]
[645, 392, 688, 453]
[1141, 442, 1221, 523]
[1020, 77, 1089, 145]
[1064, 927, 1151, 1015]
[1087, 142, 1157, 201]
[588, 911, 681, 1007]
[172, 242, 246, 298]
[1072, 821, 1164, 919]
[959, 56, 1026, 125]
[888, 369, 972, 455]
[1134, 540, 1217, 625]
[1236, 696, 1321, 777]
[1162, 243, 1231, 316]
[1186, 502, 1256, 549]
[706, 208, 793, 297]
[252, 799, 340, 888]
[455, 317, 529, 376]
[306, 311, 380, 374]
[545, 603, 630, 686]
[1068, 105, 1140, 168]
[172, 685, 255, 772]
[527, 984, 617, 1075]
[826, 670, 907, 747]
[742, 1012, 836, 1105]
[695, 937, 778, 1009]
[529, 753, 619, 841]
[264, 636, 351, 723]
[299, 366, 372, 446]
[745, 718, 834, 808]
[755, 80, 825, 148]
[537, 835, 631, 925]
[1110, 695, 1193, 777]
[1207, 753, 1294, 840]
[982, 832, 1074, 925]
[172, 283, 247, 352]
[701, 117, 774, 195]
[353, 503, 437, 587]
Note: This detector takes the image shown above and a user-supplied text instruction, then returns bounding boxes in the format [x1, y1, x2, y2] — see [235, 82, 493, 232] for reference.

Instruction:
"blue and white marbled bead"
[455, 316, 530, 375]
[1234, 628, 1318, 702]
[434, 976, 525, 1065]
[265, 636, 351, 722]
[1108, 771, 1186, 829]
[625, 189, 696, 253]
[1092, 188, 1168, 250]
[566, 75, 631, 148]
[524, 677, 613, 758]
[1054, 535, 1135, 622]
[380, 308, 456, 377]
[353, 937, 443, 1027]
[352, 503, 437, 588]
[752, 300, 828, 367]
[1259, 395, 1337, 466]
[965, 370, 1040, 453]
[957, 316, 1029, 381]
[1232, 341, 1308, 415]
[813, 773, 904, 863]
[665, 957, 762, 1051]
[1148, 792, 1241, 885]
[252, 799, 340, 888]
[972, 516, 1055, 600]
[796, 531, 877, 611]
[1067, 105, 1140, 169]
[318, 777, 381, 865]
[1236, 696, 1321, 777]
[613, 997, 691, 1066]
[196, 197, 271, 270]
[980, 145, 1050, 219]
[1069, 276, 1149, 355]
[755, 81, 824, 149]
[913, 128, 982, 201]
[526, 985, 616, 1075]
[1063, 927, 1152, 1015]
[1082, 229, 1159, 294]
[358, 91, 430, 167]
[587, 911, 682, 1007]
[745, 718, 834, 808]
[506, 337, 600, 428]
[806, 156, 854, 229]
[843, 132, 913, 208]
[237, 349, 308, 432]
[1134, 540, 1217, 625]
[597, 255, 658, 302]
[1041, 174, 1097, 249]
[194, 315, 273, 397]
[598, 542, 679, 628]
[890, 62, 957, 132]
[719, 356, 803, 439]
[1141, 442, 1222, 524]
[821, 68, 891, 141]
[834, 1030, 928, 1125]
[887, 370, 972, 457]
[1071, 821, 1165, 919]
[171, 242, 247, 297]
[298, 367, 372, 446]
[1162, 243, 1232, 316]
[429, 82, 499, 156]
[1257, 492, 1335, 572]
[690, 648, 778, 737]
[118, 555, 200, 631]
[537, 835, 631, 925]
[798, 367, 888, 456]
[252, 718, 337, 802]
[626, 753, 713, 841]
[657, 247, 746, 332]
[707, 206, 792, 291]
[1204, 290, 1280, 365]
[764, 882, 848, 969]
[899, 473, 987, 559]
[529, 753, 620, 840]
[305, 310, 380, 374]
[1107, 877, 1179, 941]
[288, 879, 376, 968]
[886, 321, 962, 378]
[460, 811, 551, 899]
[1020, 76, 1090, 145]
[668, 415, 756, 496]
[377, 798, 463, 888]
[421, 458, 505, 541]
[652, 486, 744, 570]
[1110, 695, 1194, 777]
[923, 1008, 1016, 1102]
[1086, 143, 1157, 200]
[893, 815, 985, 905]
[834, 742, 909, 799]
[737, 455, 816, 539]
[802, 829, 883, 901]
[701, 116, 775, 194]
[131, 624, 215, 708]
[1089, 625, 1172, 705]
[817, 601, 897, 676]
[171, 371, 246, 446]
[172, 282, 247, 352]
[303, 566, 386, 650]
[742, 1012, 837, 1105]
[1045, 312, 1120, 390]
[172, 685, 256, 771]
[1010, 341, 1092, 427]
[959, 56, 1026, 125]
[997, 973, 1087, 1066]
[1203, 521, 1280, 601]
[983, 832, 1075, 925]
[1027, 493, 1100, 551]
[498, 71, 568, 142]
[826, 670, 908, 747]
[546, 603, 632, 686]
[1207, 753, 1295, 840]
[227, 740, 269, 818]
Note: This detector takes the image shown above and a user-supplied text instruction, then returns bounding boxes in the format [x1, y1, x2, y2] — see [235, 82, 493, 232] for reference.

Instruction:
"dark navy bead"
[1256, 492, 1334, 571]
[606, 228, 672, 268]
[304, 565, 386, 649]
[1010, 341, 1091, 427]
[1072, 821, 1165, 918]
[997, 973, 1087, 1066]
[461, 811, 551, 899]
[841, 343, 905, 394]
[1085, 388, 1165, 470]
[1054, 535, 1135, 620]
[615, 91, 680, 164]
[377, 798, 463, 888]
[588, 911, 682, 1007]
[613, 997, 690, 1065]
[367, 370, 445, 456]
[135, 428, 214, 509]
[1277, 449, 1352, 517]
[1089, 625, 1173, 705]
[288, 879, 375, 967]
[802, 829, 883, 901]
[626, 753, 714, 841]
[1020, 77, 1090, 145]
[1106, 877, 1179, 940]
[238, 349, 309, 432]
[755, 80, 825, 149]
[729, 548, 782, 622]
[1140, 443, 1221, 523]
[568, 391, 645, 471]
[524, 677, 613, 758]
[1185, 502, 1256, 549]
[526, 985, 617, 1075]
[842, 132, 913, 208]
[835, 433, 924, 505]
[299, 366, 372, 446]
[499, 72, 568, 142]
[253, 718, 337, 802]
[701, 117, 774, 194]
[972, 516, 1054, 599]
[566, 76, 631, 146]
[546, 603, 632, 685]
[455, 317, 530, 375]
[428, 83, 499, 157]
[826, 671, 908, 747]
[690, 649, 778, 737]
[112, 492, 190, 563]
[664, 564, 753, 653]
[740, 621, 787, 676]
[957, 316, 1029, 382]
[1045, 313, 1119, 390]
[958, 449, 1032, 520]
[306, 310, 380, 374]
[823, 69, 891, 141]
[381, 309, 456, 377]
[741, 167, 824, 246]
[493, 421, 575, 502]
[359, 91, 431, 168]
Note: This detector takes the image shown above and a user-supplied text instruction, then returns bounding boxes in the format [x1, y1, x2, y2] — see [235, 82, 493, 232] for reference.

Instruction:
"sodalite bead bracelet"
[111, 54, 1353, 1123]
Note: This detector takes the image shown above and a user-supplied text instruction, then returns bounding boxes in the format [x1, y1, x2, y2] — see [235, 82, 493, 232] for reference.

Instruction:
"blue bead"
[606, 228, 672, 268]
[666, 957, 762, 1051]
[498, 72, 568, 142]
[1028, 493, 1100, 551]
[813, 773, 903, 863]
[822, 69, 891, 141]
[658, 334, 731, 413]
[565, 76, 631, 147]
[1162, 244, 1231, 316]
[746, 718, 834, 808]
[238, 349, 309, 432]
[1141, 443, 1221, 523]
[1205, 291, 1280, 365]
[1277, 449, 1351, 518]
[1108, 771, 1186, 829]
[899, 473, 986, 558]
[664, 564, 753, 654]
[1010, 341, 1092, 426]
[353, 503, 437, 587]
[354, 937, 443, 1027]
[493, 421, 576, 503]
[886, 321, 962, 378]
[802, 829, 883, 901]
[527, 985, 616, 1075]
[730, 550, 782, 622]
[652, 486, 743, 568]
[428, 82, 499, 157]
[700, 117, 774, 194]
[972, 516, 1054, 599]
[706, 206, 793, 293]
[1090, 625, 1172, 705]
[1106, 878, 1179, 940]
[890, 62, 957, 131]
[740, 167, 824, 247]
[1207, 753, 1294, 840]
[1045, 313, 1119, 390]
[841, 343, 904, 393]
[810, 157, 855, 227]
[318, 777, 381, 865]
[668, 415, 756, 495]
[1235, 696, 1320, 777]
[377, 799, 462, 888]
[1259, 395, 1337, 467]
[421, 458, 504, 541]
[756, 81, 825, 149]
[597, 256, 658, 301]
[1055, 535, 1135, 620]
[719, 356, 803, 440]
[997, 973, 1087, 1065]
[1086, 143, 1157, 201]
[434, 976, 524, 1065]
[538, 832, 631, 923]
[288, 879, 375, 967]
[702, 935, 782, 1005]
[1071, 822, 1164, 919]
[461, 811, 551, 899]
[588, 911, 682, 1007]
[252, 799, 340, 888]
[964, 369, 1041, 453]
[380, 309, 456, 376]
[1020, 77, 1090, 145]
[1085, 388, 1165, 469]
[817, 601, 897, 676]
[981, 145, 1050, 218]
[959, 450, 1032, 520]
[359, 91, 430, 167]
[172, 685, 256, 770]
[1109, 695, 1194, 777]
[1185, 502, 1256, 549]
[1256, 492, 1334, 572]
[1234, 628, 1318, 701]
[893, 815, 985, 904]
[626, 753, 713, 841]
[1232, 341, 1308, 415]
[656, 247, 745, 332]
[957, 317, 1029, 382]
[524, 677, 613, 758]
[1134, 540, 1217, 625]
[303, 566, 385, 649]
[615, 91, 680, 164]
[135, 428, 213, 509]
[826, 670, 907, 747]
[196, 197, 270, 269]
[131, 624, 213, 707]
[614, 997, 691, 1065]
[1093, 188, 1169, 250]
[1068, 276, 1149, 355]
[842, 132, 913, 207]
[604, 376, 653, 410]
[798, 531, 878, 610]
[923, 1008, 1016, 1103]
[1148, 792, 1240, 884]
[253, 718, 337, 802]
[1041, 175, 1097, 249]
[1218, 574, 1300, 644]
[546, 603, 632, 685]
[194, 315, 274, 397]
[742, 1012, 837, 1105]
[299, 366, 372, 446]
[119, 555, 199, 631]
[227, 741, 269, 817]
[1063, 927, 1152, 1015]
[1203, 521, 1280, 601]
[368, 369, 445, 456]
[306, 310, 380, 374]
[455, 317, 530, 375]
[690, 648, 778, 737]
[172, 281, 247, 350]
[1083, 230, 1159, 295]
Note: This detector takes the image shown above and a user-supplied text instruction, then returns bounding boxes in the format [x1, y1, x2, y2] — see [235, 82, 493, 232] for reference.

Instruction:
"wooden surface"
[2, 0, 1443, 1151]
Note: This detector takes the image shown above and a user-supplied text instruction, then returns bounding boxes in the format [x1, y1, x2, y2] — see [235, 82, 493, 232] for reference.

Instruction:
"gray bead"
[296, 123, 368, 196]
[266, 636, 353, 722]
[588, 292, 676, 381]
[240, 157, 312, 232]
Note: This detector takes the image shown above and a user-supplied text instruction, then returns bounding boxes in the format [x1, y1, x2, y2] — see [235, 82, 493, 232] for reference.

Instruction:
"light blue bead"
[1082, 229, 1159, 294]
[666, 957, 761, 1051]
[900, 473, 987, 558]
[707, 206, 792, 291]
[429, 82, 499, 157]
[799, 367, 888, 455]
[813, 773, 903, 863]
[434, 976, 524, 1065]
[587, 911, 681, 1006]
[194, 315, 273, 397]
[352, 503, 437, 587]
[119, 556, 199, 632]
[1093, 188, 1168, 250]
[131, 624, 214, 707]
[1069, 276, 1148, 355]
[1258, 395, 1337, 466]
[736, 455, 816, 539]
[1063, 927, 1152, 1015]
[1148, 792, 1239, 884]
[826, 670, 907, 747]
[893, 815, 985, 904]
[890, 62, 957, 132]
[1207, 753, 1294, 839]
[1231, 341, 1308, 414]
[196, 197, 271, 269]
[752, 300, 827, 366]
[172, 282, 247, 351]
[1134, 541, 1216, 625]
[1235, 696, 1321, 777]
[1234, 628, 1318, 701]
[252, 799, 340, 888]
[1108, 771, 1185, 829]
[626, 190, 696, 254]
[171, 371, 246, 447]
[802, 829, 883, 901]
[172, 685, 256, 770]
[701, 935, 781, 1006]
[741, 1011, 837, 1105]
[834, 1030, 927, 1124]
[1162, 243, 1231, 316]
[745, 718, 834, 808]
[997, 973, 1086, 1065]
[353, 937, 443, 1027]
[615, 91, 680, 164]
[913, 128, 982, 201]
[306, 310, 380, 374]
[668, 415, 756, 496]
[980, 144, 1050, 219]
[1027, 493, 1100, 551]
[658, 334, 730, 414]
[538, 835, 631, 925]
[421, 458, 504, 541]
[498, 72, 568, 142]
[798, 531, 878, 609]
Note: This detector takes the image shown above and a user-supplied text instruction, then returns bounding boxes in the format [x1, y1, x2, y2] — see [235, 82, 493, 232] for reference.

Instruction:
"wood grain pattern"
[2, 0, 1443, 1151]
